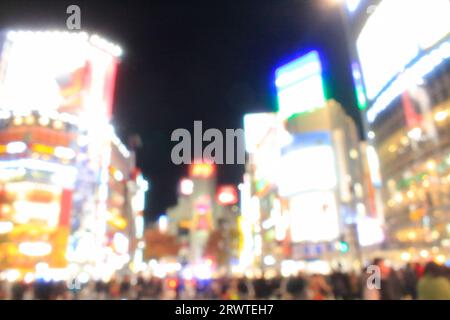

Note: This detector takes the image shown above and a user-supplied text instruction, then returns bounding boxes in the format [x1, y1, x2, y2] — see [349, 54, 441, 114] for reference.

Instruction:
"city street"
[0, 0, 449, 301]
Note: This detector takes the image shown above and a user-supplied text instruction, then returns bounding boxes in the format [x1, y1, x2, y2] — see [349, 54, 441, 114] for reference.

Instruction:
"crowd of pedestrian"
[1, 259, 449, 300]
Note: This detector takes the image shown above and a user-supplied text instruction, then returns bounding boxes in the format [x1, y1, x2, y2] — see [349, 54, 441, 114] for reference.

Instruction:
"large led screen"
[356, 0, 450, 101]
[0, 31, 120, 119]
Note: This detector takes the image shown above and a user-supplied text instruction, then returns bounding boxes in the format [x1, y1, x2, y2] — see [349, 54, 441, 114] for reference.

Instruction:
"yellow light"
[38, 117, 50, 126]
[407, 190, 414, 199]
[400, 252, 411, 262]
[349, 149, 358, 159]
[426, 160, 436, 171]
[388, 145, 397, 153]
[436, 254, 446, 264]
[13, 117, 23, 125]
[53, 120, 63, 129]
[25, 115, 35, 125]
[419, 250, 429, 259]
[400, 136, 409, 146]
[32, 144, 54, 154]
[407, 231, 417, 240]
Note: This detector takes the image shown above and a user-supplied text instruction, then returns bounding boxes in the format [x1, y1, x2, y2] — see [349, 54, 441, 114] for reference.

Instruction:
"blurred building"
[0, 30, 147, 282]
[240, 49, 375, 275]
[167, 163, 217, 266]
[345, 0, 450, 260]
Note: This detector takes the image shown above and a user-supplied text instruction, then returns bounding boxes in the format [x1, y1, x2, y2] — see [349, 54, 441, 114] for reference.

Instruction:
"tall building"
[240, 49, 375, 276]
[0, 30, 147, 281]
[167, 163, 217, 266]
[345, 0, 450, 260]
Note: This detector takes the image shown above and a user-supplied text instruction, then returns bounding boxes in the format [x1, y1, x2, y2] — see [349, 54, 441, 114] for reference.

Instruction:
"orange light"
[168, 279, 178, 289]
[190, 163, 214, 178]
[32, 144, 54, 155]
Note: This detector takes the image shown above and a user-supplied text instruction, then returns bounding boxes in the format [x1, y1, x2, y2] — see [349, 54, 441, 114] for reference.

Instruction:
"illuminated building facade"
[239, 50, 372, 275]
[0, 30, 147, 281]
[345, 0, 450, 258]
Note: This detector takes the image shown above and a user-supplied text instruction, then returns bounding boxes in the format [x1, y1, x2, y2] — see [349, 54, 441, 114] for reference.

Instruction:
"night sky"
[0, 0, 360, 223]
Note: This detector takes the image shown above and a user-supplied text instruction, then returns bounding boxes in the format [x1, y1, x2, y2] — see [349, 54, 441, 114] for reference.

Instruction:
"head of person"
[423, 262, 444, 278]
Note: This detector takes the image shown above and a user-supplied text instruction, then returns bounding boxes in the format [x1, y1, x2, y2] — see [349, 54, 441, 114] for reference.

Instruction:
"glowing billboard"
[0, 31, 120, 119]
[275, 50, 326, 120]
[278, 132, 337, 197]
[356, 0, 450, 102]
[289, 191, 340, 243]
[243, 112, 278, 153]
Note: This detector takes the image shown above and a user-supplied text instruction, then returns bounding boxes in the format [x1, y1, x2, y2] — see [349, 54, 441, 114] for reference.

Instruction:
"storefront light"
[420, 250, 429, 259]
[436, 254, 446, 264]
[19, 242, 52, 257]
[400, 252, 411, 262]
[54, 146, 76, 160]
[38, 116, 50, 126]
[13, 117, 23, 125]
[6, 141, 26, 154]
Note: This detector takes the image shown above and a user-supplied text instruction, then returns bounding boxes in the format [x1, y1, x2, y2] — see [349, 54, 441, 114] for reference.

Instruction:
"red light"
[216, 185, 238, 205]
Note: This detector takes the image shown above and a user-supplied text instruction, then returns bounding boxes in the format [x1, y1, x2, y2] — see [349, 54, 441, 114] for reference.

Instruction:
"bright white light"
[275, 51, 325, 119]
[262, 218, 274, 230]
[54, 146, 76, 160]
[113, 169, 124, 181]
[113, 232, 129, 255]
[180, 178, 194, 195]
[264, 255, 276, 266]
[366, 39, 450, 123]
[6, 270, 20, 282]
[182, 267, 194, 280]
[243, 113, 278, 153]
[38, 116, 50, 126]
[218, 192, 235, 204]
[281, 260, 297, 277]
[24, 272, 34, 284]
[408, 127, 422, 140]
[357, 217, 384, 246]
[346, 0, 361, 13]
[289, 191, 340, 243]
[420, 250, 429, 259]
[158, 215, 168, 233]
[401, 252, 412, 262]
[193, 264, 212, 280]
[6, 141, 26, 154]
[0, 221, 14, 234]
[278, 145, 336, 196]
[19, 242, 52, 257]
[78, 272, 90, 284]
